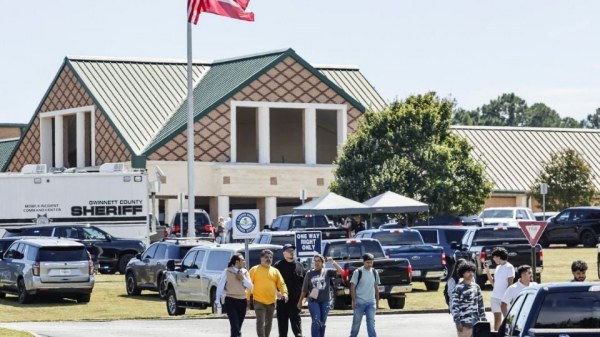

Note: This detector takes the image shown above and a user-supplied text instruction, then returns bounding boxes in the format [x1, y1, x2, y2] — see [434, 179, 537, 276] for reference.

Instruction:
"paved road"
[0, 312, 494, 337]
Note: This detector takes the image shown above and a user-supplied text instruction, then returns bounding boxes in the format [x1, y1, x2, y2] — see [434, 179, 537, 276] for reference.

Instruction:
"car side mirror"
[263, 224, 270, 230]
[136, 253, 142, 260]
[166, 260, 176, 271]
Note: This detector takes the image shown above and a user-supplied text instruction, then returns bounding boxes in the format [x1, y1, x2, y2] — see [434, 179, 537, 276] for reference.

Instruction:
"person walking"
[224, 212, 233, 243]
[274, 244, 306, 337]
[349, 253, 379, 337]
[451, 261, 487, 337]
[216, 253, 253, 337]
[445, 258, 467, 312]
[249, 249, 289, 337]
[501, 264, 536, 316]
[571, 260, 588, 282]
[484, 247, 514, 331]
[297, 254, 342, 337]
[349, 215, 366, 237]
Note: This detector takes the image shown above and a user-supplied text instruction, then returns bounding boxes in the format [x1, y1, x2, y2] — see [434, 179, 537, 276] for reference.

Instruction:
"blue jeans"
[349, 301, 377, 337]
[308, 299, 330, 337]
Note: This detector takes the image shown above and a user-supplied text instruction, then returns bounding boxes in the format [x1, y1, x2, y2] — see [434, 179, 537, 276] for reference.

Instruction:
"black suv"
[3, 224, 146, 274]
[125, 238, 214, 298]
[168, 210, 215, 238]
[540, 206, 600, 248]
[412, 226, 468, 280]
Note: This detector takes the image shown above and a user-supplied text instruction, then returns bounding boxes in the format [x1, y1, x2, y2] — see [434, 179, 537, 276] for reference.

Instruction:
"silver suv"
[0, 238, 95, 304]
[164, 243, 283, 316]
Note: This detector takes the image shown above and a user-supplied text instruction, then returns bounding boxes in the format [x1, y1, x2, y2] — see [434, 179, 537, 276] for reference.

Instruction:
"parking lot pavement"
[0, 312, 495, 337]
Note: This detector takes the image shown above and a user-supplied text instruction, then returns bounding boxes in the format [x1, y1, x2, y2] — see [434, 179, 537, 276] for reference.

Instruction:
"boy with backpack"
[349, 253, 380, 337]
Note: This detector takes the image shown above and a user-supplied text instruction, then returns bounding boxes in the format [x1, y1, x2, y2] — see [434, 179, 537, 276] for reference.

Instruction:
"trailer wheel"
[387, 296, 405, 309]
[424, 281, 440, 291]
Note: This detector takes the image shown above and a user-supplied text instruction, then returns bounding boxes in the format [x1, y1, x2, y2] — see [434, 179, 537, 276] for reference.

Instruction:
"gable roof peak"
[66, 55, 212, 66]
[211, 48, 293, 65]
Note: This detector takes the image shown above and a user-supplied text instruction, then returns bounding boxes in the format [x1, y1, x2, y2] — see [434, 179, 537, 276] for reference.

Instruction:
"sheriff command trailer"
[0, 163, 151, 243]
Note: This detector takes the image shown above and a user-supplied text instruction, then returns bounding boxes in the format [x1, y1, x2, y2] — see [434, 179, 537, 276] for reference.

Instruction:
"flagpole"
[186, 21, 195, 238]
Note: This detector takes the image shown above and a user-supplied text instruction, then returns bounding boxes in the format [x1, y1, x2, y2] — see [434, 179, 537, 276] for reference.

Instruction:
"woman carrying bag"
[297, 254, 342, 337]
[216, 254, 253, 337]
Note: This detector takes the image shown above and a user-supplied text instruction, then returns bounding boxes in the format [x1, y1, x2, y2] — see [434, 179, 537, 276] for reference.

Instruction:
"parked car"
[168, 210, 215, 238]
[265, 214, 347, 239]
[164, 243, 284, 316]
[474, 282, 600, 337]
[0, 238, 95, 304]
[453, 226, 543, 288]
[3, 224, 146, 274]
[412, 226, 469, 280]
[414, 214, 482, 227]
[253, 231, 296, 245]
[355, 229, 445, 291]
[125, 238, 214, 298]
[378, 222, 406, 229]
[479, 207, 536, 226]
[322, 238, 412, 309]
[539, 207, 600, 248]
[533, 211, 559, 222]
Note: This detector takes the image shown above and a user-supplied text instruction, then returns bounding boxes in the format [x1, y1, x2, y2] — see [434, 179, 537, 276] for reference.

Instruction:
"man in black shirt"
[274, 244, 306, 337]
[350, 214, 366, 236]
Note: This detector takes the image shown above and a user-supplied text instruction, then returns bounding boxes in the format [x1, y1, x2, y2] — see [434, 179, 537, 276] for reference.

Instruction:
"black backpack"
[355, 268, 378, 287]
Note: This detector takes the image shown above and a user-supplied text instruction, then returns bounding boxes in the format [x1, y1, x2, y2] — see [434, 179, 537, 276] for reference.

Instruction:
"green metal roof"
[0, 138, 19, 172]
[64, 49, 381, 156]
[452, 126, 600, 192]
[68, 57, 211, 155]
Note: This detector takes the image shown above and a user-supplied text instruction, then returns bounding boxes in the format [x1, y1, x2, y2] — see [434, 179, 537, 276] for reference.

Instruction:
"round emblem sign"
[235, 212, 257, 234]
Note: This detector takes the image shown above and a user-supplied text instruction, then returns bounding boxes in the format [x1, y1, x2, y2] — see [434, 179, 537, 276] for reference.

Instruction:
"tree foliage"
[583, 108, 600, 129]
[480, 93, 527, 126]
[523, 103, 561, 127]
[529, 148, 597, 211]
[331, 93, 493, 216]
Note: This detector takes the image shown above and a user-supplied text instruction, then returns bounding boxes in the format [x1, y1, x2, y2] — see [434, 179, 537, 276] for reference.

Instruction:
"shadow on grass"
[116, 293, 165, 302]
[0, 294, 86, 308]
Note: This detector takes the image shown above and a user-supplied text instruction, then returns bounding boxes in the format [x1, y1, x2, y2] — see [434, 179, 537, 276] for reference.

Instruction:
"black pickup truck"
[355, 228, 445, 291]
[453, 226, 543, 288]
[474, 282, 600, 337]
[265, 214, 347, 239]
[322, 238, 412, 310]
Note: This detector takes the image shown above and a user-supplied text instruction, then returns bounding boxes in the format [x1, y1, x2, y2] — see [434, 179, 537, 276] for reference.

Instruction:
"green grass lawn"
[0, 246, 597, 323]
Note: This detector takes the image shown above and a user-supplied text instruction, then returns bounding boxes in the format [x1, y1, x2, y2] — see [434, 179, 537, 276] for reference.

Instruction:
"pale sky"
[1, 1, 599, 124]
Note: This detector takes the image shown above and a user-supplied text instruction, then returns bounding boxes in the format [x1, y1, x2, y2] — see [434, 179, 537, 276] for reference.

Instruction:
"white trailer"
[0, 163, 150, 243]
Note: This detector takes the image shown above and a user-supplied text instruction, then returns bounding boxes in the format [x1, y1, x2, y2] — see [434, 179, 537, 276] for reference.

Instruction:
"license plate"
[378, 286, 385, 292]
[59, 269, 71, 275]
[412, 270, 421, 277]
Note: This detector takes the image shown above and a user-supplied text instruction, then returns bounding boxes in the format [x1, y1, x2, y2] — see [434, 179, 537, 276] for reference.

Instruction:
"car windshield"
[38, 247, 88, 262]
[480, 209, 514, 218]
[535, 291, 600, 328]
[326, 241, 385, 260]
[268, 236, 295, 245]
[472, 228, 527, 243]
[291, 216, 329, 228]
[166, 246, 196, 259]
[371, 231, 423, 246]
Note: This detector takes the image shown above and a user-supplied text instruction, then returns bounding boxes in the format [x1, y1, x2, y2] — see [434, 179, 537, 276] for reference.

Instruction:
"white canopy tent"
[293, 192, 371, 215]
[362, 191, 429, 213]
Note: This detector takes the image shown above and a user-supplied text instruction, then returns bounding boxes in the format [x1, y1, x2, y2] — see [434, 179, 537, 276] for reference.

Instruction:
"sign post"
[518, 220, 547, 282]
[295, 231, 322, 258]
[540, 183, 548, 220]
[232, 209, 260, 270]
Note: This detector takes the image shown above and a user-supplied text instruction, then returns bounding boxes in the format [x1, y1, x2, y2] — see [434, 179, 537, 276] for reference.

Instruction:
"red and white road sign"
[518, 221, 548, 246]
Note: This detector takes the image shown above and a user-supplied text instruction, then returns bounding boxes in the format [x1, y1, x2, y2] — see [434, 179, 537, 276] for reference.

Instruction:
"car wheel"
[538, 235, 550, 248]
[166, 289, 186, 316]
[17, 278, 32, 304]
[0, 291, 5, 299]
[158, 275, 167, 299]
[332, 294, 346, 310]
[424, 281, 440, 291]
[566, 242, 578, 248]
[387, 296, 405, 309]
[118, 254, 135, 274]
[597, 261, 600, 280]
[77, 293, 91, 303]
[126, 273, 141, 296]
[581, 231, 598, 248]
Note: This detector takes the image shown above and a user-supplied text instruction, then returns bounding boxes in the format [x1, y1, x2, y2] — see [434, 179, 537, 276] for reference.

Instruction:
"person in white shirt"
[484, 247, 514, 331]
[500, 264, 536, 316]
[216, 253, 253, 337]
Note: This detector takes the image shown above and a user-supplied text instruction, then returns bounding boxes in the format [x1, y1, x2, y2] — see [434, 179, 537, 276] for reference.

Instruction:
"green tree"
[560, 117, 583, 128]
[480, 93, 528, 126]
[523, 103, 562, 127]
[529, 148, 596, 211]
[583, 108, 600, 129]
[452, 107, 479, 125]
[331, 93, 493, 216]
